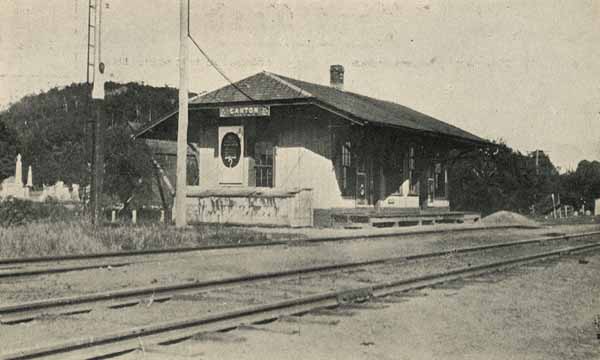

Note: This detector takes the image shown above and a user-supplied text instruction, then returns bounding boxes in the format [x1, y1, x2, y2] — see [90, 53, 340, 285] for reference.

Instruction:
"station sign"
[219, 105, 270, 118]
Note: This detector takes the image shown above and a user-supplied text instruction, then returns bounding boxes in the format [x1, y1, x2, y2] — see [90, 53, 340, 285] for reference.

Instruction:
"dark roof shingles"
[186, 71, 485, 144]
[191, 72, 310, 104]
[275, 74, 484, 143]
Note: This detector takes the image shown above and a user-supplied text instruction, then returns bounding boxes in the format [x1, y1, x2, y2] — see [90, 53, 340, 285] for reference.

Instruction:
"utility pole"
[84, 0, 95, 216]
[90, 0, 106, 225]
[175, 0, 189, 227]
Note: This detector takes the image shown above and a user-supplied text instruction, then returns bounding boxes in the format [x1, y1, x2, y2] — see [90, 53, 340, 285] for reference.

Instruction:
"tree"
[448, 140, 561, 215]
[0, 120, 19, 181]
[0, 81, 181, 207]
[103, 123, 155, 209]
[560, 160, 600, 212]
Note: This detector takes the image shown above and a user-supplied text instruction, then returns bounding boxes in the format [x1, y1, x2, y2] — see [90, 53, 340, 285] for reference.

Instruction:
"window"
[341, 141, 355, 196]
[255, 142, 274, 187]
[342, 141, 352, 167]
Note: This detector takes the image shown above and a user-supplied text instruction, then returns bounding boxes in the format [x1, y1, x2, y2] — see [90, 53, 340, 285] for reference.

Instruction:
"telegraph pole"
[175, 0, 189, 227]
[90, 0, 106, 225]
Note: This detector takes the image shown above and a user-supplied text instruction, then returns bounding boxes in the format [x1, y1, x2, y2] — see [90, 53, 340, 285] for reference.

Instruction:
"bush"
[0, 197, 76, 227]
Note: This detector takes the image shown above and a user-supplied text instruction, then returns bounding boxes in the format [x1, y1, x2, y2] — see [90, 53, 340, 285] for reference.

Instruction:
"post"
[132, 210, 137, 224]
[90, 0, 105, 225]
[444, 167, 449, 200]
[111, 210, 116, 223]
[174, 0, 189, 227]
[92, 101, 105, 224]
[551, 193, 556, 219]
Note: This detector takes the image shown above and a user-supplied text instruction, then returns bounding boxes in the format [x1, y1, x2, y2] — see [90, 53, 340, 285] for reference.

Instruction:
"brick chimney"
[330, 65, 344, 91]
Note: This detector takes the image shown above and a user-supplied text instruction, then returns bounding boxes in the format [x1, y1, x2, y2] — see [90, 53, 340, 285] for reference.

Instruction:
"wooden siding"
[271, 105, 354, 208]
[185, 103, 458, 210]
[191, 104, 354, 209]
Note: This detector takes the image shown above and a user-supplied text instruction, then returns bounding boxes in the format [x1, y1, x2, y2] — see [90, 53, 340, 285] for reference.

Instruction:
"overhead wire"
[186, 0, 261, 105]
[186, 1, 307, 105]
[185, 1, 312, 197]
[187, 33, 260, 105]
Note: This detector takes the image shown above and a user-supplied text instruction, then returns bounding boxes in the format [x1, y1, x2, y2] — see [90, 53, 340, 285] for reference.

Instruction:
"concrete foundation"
[185, 187, 313, 227]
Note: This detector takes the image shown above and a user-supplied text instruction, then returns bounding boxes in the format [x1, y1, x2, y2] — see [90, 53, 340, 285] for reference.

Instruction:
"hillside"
[0, 82, 184, 206]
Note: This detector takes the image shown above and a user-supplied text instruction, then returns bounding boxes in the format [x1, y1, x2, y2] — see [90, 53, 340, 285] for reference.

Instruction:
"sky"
[1, 0, 599, 171]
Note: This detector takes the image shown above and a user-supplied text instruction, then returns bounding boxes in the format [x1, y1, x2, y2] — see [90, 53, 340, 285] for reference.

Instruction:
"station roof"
[135, 71, 488, 145]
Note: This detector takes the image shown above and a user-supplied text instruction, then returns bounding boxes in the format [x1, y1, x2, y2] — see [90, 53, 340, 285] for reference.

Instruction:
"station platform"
[320, 208, 481, 229]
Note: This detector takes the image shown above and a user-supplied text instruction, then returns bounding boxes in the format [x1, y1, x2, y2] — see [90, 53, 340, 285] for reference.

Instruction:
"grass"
[0, 199, 305, 258]
[0, 220, 305, 259]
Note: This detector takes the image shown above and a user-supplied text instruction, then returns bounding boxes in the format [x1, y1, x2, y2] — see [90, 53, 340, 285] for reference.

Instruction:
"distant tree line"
[449, 141, 599, 215]
[559, 160, 600, 212]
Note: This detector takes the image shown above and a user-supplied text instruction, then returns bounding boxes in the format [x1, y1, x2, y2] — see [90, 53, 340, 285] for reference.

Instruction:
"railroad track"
[0, 224, 536, 272]
[0, 262, 134, 279]
[1, 231, 599, 359]
[0, 230, 596, 324]
[0, 226, 586, 282]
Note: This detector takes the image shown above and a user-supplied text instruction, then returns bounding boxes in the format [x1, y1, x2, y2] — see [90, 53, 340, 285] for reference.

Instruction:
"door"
[355, 156, 368, 205]
[218, 126, 244, 185]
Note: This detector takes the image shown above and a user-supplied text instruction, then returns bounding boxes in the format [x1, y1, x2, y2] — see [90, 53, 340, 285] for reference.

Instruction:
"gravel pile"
[482, 210, 540, 227]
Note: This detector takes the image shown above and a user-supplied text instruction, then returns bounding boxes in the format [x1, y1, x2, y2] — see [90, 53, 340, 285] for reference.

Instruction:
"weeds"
[0, 220, 303, 258]
[0, 198, 303, 258]
[0, 221, 108, 257]
[0, 197, 77, 227]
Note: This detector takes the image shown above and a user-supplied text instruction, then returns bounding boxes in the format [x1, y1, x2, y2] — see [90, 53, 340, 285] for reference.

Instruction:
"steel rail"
[1, 230, 598, 323]
[0, 224, 544, 279]
[3, 240, 599, 360]
[0, 262, 133, 279]
[0, 224, 537, 267]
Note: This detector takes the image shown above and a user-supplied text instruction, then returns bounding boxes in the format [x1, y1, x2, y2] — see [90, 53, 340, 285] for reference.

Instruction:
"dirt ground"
[1, 224, 599, 358]
[122, 251, 600, 360]
[2, 225, 598, 305]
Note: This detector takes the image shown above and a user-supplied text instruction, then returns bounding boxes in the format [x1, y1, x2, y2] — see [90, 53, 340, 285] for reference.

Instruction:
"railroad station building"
[135, 66, 489, 227]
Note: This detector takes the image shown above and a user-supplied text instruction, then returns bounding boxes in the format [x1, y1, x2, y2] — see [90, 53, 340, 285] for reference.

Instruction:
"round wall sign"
[221, 132, 241, 168]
